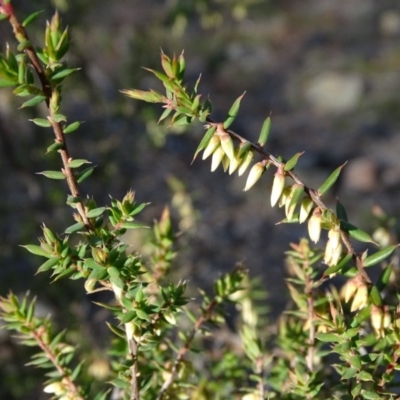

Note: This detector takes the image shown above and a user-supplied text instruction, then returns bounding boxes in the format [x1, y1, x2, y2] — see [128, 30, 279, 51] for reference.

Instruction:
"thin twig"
[3, 4, 91, 229]
[156, 299, 218, 400]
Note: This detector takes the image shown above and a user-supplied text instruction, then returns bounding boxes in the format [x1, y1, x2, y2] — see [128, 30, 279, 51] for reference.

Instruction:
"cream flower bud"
[330, 243, 342, 266]
[228, 152, 241, 175]
[341, 276, 359, 303]
[222, 155, 230, 172]
[202, 135, 220, 160]
[371, 305, 390, 338]
[211, 146, 225, 172]
[308, 207, 322, 244]
[299, 198, 313, 223]
[244, 162, 265, 191]
[324, 240, 334, 265]
[279, 187, 291, 208]
[219, 132, 235, 161]
[44, 382, 64, 395]
[351, 283, 368, 312]
[328, 225, 341, 250]
[271, 167, 285, 207]
[238, 150, 254, 176]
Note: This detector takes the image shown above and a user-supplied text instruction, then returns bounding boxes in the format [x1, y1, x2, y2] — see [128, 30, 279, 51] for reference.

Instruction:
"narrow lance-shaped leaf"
[318, 162, 348, 196]
[258, 116, 271, 147]
[284, 152, 304, 172]
[340, 220, 376, 244]
[223, 92, 245, 129]
[37, 170, 65, 180]
[30, 118, 51, 128]
[364, 245, 398, 268]
[36, 257, 60, 274]
[286, 185, 304, 221]
[376, 265, 392, 291]
[20, 95, 46, 108]
[68, 159, 91, 169]
[77, 166, 95, 183]
[369, 286, 382, 306]
[63, 121, 82, 134]
[323, 253, 352, 277]
[21, 245, 52, 258]
[336, 198, 348, 221]
[86, 207, 107, 218]
[191, 126, 217, 164]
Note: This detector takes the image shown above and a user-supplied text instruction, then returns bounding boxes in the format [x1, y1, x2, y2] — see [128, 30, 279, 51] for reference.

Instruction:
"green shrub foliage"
[0, 2, 399, 399]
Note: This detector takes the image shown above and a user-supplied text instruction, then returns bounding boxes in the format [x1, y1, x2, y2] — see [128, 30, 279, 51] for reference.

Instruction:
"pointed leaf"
[284, 152, 304, 172]
[22, 11, 43, 27]
[77, 166, 95, 183]
[37, 170, 65, 180]
[36, 257, 60, 274]
[376, 265, 392, 291]
[21, 245, 52, 258]
[223, 92, 245, 129]
[339, 220, 376, 244]
[191, 126, 217, 163]
[258, 116, 271, 146]
[336, 198, 348, 221]
[51, 68, 80, 80]
[364, 245, 398, 267]
[20, 95, 46, 108]
[318, 162, 347, 196]
[30, 118, 51, 127]
[87, 207, 107, 218]
[120, 222, 148, 229]
[0, 79, 16, 87]
[65, 222, 85, 234]
[68, 159, 91, 169]
[369, 286, 382, 306]
[63, 121, 82, 134]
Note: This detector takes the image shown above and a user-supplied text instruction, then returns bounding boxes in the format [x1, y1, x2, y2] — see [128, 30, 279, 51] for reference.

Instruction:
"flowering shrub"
[0, 2, 399, 399]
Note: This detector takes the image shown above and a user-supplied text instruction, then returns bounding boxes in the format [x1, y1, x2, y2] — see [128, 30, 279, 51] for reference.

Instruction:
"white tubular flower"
[279, 187, 291, 208]
[211, 146, 225, 172]
[219, 132, 235, 161]
[308, 207, 322, 244]
[243, 162, 265, 191]
[328, 225, 341, 250]
[299, 198, 313, 223]
[202, 135, 220, 160]
[324, 240, 334, 265]
[271, 166, 285, 207]
[238, 150, 254, 176]
[351, 283, 368, 312]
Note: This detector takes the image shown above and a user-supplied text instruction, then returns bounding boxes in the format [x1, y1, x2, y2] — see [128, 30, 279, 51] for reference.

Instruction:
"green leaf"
[87, 207, 107, 218]
[358, 371, 373, 381]
[339, 220, 376, 244]
[36, 257, 59, 273]
[120, 222, 148, 229]
[376, 265, 392, 291]
[318, 162, 347, 196]
[323, 253, 352, 276]
[223, 92, 245, 129]
[37, 170, 65, 180]
[316, 332, 341, 343]
[105, 322, 126, 339]
[22, 11, 43, 27]
[369, 286, 382, 306]
[158, 108, 172, 123]
[191, 126, 216, 163]
[65, 222, 85, 234]
[258, 116, 271, 147]
[136, 309, 151, 321]
[284, 152, 304, 172]
[362, 390, 381, 399]
[46, 142, 64, 154]
[68, 159, 91, 169]
[336, 199, 348, 221]
[120, 311, 136, 324]
[64, 121, 82, 134]
[52, 113, 67, 123]
[364, 245, 398, 267]
[21, 245, 52, 258]
[77, 166, 95, 183]
[51, 68, 80, 80]
[20, 95, 46, 108]
[341, 367, 357, 379]
[30, 118, 51, 127]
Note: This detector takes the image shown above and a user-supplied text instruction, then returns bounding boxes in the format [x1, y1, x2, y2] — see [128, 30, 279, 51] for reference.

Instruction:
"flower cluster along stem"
[3, 5, 91, 229]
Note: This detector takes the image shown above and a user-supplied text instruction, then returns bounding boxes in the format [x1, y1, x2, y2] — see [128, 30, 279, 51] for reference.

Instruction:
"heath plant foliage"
[1, 2, 400, 400]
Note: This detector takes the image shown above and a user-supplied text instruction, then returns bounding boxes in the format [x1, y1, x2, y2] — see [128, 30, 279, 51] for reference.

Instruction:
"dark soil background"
[1, 0, 400, 398]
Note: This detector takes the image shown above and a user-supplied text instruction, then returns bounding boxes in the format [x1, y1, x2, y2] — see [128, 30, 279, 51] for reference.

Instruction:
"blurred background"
[1, 0, 400, 397]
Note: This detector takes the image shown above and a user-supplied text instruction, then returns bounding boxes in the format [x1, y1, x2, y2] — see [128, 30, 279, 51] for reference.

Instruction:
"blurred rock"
[379, 10, 400, 37]
[305, 72, 363, 114]
[342, 157, 378, 192]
